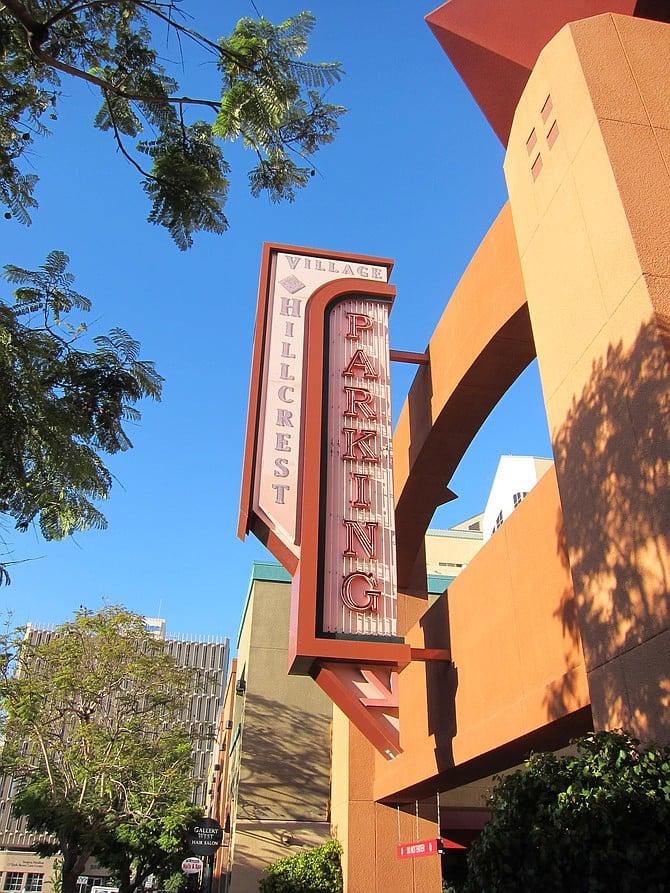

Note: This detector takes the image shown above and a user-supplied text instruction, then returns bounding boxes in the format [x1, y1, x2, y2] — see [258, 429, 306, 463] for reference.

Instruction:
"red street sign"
[397, 839, 440, 859]
[397, 838, 465, 859]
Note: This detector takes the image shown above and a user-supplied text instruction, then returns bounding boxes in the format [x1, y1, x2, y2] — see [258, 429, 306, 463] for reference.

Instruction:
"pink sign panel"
[247, 248, 390, 567]
[321, 297, 397, 638]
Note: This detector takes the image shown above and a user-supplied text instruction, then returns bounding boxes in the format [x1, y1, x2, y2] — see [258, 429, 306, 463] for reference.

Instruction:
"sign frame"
[239, 244, 396, 573]
[188, 818, 223, 856]
[287, 278, 410, 674]
[239, 244, 412, 759]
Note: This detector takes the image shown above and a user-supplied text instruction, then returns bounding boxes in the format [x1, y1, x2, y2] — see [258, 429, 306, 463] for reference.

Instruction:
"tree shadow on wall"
[541, 515, 590, 725]
[550, 318, 670, 738]
[235, 692, 332, 826]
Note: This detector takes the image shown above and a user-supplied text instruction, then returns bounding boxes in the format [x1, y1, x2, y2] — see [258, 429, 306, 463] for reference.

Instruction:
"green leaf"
[0, 252, 162, 542]
[0, 5, 344, 246]
[463, 730, 670, 892]
[139, 122, 230, 250]
[0, 608, 202, 891]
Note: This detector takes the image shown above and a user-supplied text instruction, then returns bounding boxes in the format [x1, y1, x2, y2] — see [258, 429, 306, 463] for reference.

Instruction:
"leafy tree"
[94, 789, 202, 893]
[463, 730, 670, 893]
[259, 838, 343, 893]
[0, 606, 202, 893]
[0, 250, 162, 583]
[0, 0, 344, 248]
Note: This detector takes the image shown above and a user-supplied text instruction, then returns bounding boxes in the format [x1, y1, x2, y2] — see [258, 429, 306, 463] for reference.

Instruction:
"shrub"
[259, 838, 343, 893]
[463, 730, 670, 892]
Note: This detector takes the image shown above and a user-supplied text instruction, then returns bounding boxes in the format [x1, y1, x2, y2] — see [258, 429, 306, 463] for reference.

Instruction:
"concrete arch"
[393, 202, 535, 591]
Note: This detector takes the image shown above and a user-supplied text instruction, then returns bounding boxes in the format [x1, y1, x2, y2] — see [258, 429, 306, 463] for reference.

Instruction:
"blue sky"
[1, 0, 551, 639]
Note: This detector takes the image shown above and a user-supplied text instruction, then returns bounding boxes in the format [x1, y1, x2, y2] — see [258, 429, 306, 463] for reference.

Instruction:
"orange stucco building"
[326, 2, 670, 891]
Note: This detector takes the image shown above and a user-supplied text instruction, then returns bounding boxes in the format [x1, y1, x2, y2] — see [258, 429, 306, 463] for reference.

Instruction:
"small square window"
[546, 120, 559, 148]
[26, 875, 44, 893]
[526, 129, 538, 155]
[4, 873, 23, 892]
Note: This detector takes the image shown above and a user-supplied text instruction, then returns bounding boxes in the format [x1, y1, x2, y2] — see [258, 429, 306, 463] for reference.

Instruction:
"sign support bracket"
[410, 648, 452, 662]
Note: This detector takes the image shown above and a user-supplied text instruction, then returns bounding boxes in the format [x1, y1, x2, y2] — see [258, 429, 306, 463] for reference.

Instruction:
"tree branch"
[2, 0, 254, 93]
[1, 0, 47, 40]
[103, 93, 159, 183]
[38, 0, 254, 69]
[28, 40, 222, 113]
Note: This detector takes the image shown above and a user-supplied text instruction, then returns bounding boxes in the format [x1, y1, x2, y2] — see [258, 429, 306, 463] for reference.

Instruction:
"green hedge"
[259, 839, 343, 893]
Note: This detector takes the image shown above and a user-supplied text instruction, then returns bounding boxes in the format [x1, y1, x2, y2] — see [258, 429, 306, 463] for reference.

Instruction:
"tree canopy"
[462, 730, 670, 893]
[0, 606, 203, 893]
[0, 250, 162, 583]
[0, 0, 345, 248]
[92, 771, 202, 893]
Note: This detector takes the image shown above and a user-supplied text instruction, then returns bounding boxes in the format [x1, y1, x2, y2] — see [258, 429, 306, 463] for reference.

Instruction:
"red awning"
[438, 837, 466, 851]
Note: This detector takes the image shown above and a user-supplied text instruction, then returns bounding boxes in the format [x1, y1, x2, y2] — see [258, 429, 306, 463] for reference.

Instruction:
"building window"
[4, 873, 23, 891]
[513, 491, 528, 507]
[25, 875, 44, 892]
[495, 511, 504, 530]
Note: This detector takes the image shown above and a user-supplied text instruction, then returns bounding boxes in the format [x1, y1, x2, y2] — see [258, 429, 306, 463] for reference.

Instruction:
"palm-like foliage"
[217, 14, 343, 202]
[0, 1, 344, 247]
[0, 251, 162, 564]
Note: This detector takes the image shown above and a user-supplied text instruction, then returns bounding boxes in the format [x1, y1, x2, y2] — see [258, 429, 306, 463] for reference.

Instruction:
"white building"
[483, 455, 554, 542]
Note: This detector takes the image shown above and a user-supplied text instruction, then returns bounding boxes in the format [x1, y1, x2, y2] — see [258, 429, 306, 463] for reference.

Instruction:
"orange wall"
[331, 12, 670, 893]
[375, 467, 590, 802]
[393, 203, 534, 590]
[331, 707, 441, 893]
[504, 13, 670, 743]
[425, 0, 644, 144]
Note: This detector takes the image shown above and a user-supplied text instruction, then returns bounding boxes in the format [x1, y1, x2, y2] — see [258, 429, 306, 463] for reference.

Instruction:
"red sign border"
[287, 278, 410, 675]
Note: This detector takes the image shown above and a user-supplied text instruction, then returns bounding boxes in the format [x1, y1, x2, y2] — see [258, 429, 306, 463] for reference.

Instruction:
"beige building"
[210, 519, 487, 891]
[209, 562, 333, 893]
[425, 518, 484, 579]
